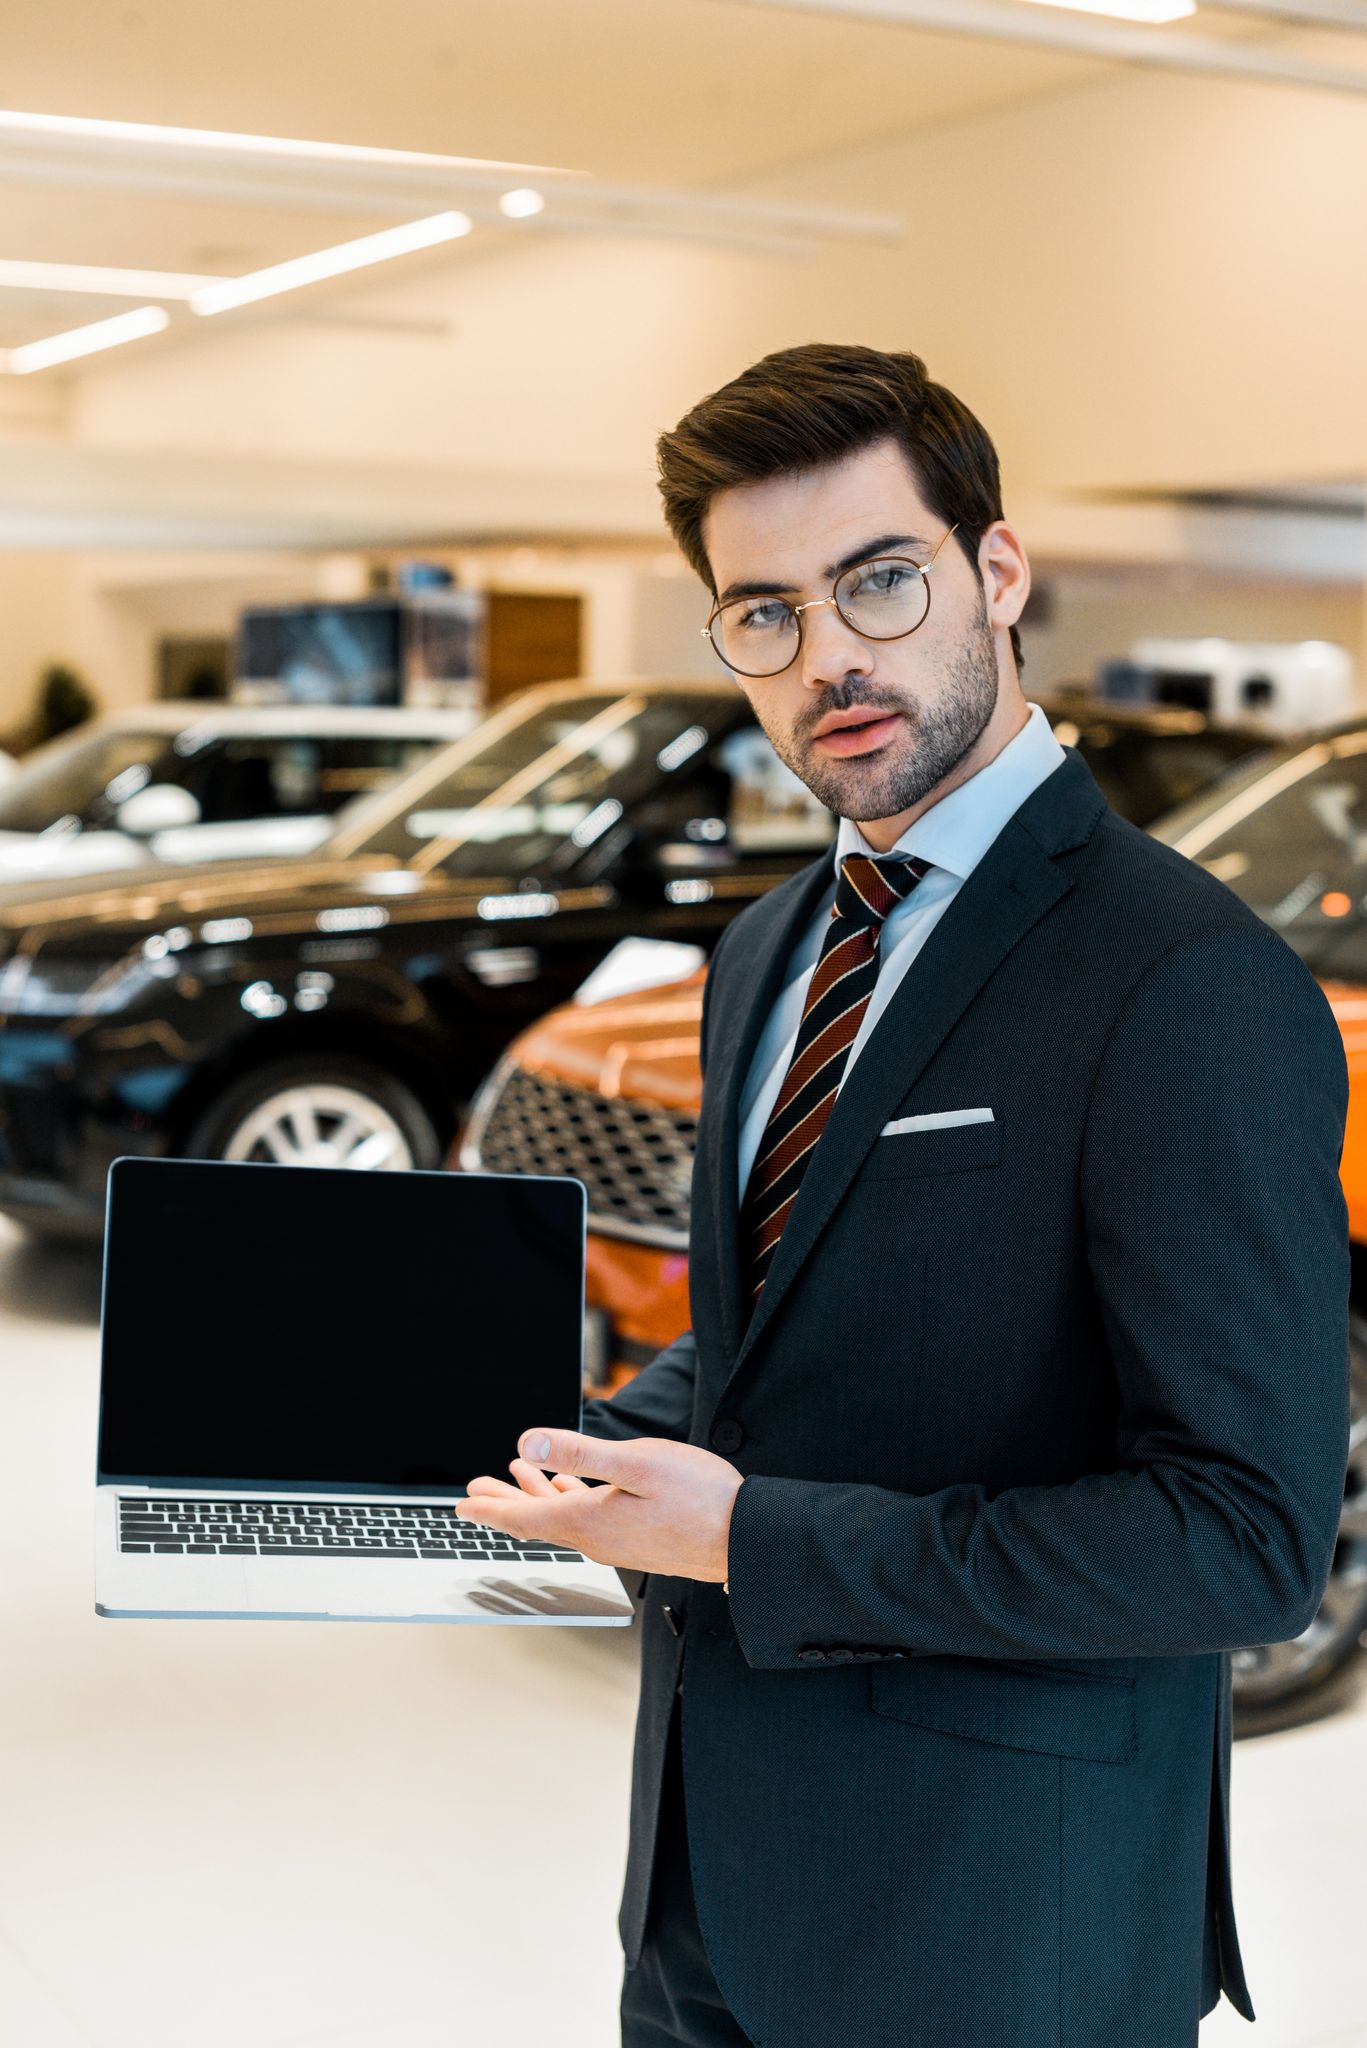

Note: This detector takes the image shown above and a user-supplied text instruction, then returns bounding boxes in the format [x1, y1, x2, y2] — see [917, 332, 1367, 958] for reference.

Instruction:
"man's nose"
[797, 598, 874, 690]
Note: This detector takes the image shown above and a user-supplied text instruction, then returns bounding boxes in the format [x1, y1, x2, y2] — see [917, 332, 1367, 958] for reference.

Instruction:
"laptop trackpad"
[237, 1560, 635, 1621]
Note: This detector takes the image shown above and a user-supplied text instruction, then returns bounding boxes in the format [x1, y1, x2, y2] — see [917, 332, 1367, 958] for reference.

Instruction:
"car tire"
[183, 1055, 443, 1174]
[1231, 1306, 1367, 1739]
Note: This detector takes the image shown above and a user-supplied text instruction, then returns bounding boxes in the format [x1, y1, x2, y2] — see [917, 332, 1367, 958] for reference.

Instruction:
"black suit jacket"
[582, 745, 1351, 2047]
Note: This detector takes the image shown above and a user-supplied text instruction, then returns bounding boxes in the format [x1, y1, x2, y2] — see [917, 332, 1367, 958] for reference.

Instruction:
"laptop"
[94, 1155, 636, 1625]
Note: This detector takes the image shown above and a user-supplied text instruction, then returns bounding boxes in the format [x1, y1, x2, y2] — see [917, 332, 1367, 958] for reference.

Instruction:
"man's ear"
[978, 519, 1030, 634]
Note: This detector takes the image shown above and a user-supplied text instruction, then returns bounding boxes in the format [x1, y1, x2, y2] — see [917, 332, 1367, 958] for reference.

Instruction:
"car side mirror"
[116, 785, 203, 835]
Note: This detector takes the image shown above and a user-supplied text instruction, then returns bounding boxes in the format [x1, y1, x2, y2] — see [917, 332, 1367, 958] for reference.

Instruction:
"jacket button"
[825, 1647, 854, 1664]
[710, 1418, 745, 1455]
[662, 1604, 682, 1637]
[852, 1650, 881, 1663]
[797, 1647, 826, 1663]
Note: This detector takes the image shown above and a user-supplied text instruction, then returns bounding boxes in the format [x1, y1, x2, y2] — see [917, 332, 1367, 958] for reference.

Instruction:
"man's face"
[702, 436, 1022, 836]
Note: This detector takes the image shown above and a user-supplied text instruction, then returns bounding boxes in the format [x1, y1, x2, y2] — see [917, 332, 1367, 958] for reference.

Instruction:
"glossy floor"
[0, 1219, 1360, 2048]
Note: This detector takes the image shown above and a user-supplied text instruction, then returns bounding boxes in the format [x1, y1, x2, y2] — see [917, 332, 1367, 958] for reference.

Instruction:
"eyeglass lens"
[710, 558, 929, 677]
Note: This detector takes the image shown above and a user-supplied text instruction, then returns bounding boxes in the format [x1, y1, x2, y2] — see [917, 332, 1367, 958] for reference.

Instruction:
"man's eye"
[852, 564, 915, 597]
[737, 601, 791, 632]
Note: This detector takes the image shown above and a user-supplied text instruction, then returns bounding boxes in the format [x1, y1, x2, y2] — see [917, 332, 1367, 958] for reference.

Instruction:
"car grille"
[465, 1061, 695, 1250]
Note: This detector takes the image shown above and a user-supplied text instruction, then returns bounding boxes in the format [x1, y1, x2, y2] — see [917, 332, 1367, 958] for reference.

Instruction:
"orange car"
[458, 972, 704, 1391]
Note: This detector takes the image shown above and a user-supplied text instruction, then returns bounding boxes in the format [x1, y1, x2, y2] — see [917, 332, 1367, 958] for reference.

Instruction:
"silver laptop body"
[94, 1156, 635, 1626]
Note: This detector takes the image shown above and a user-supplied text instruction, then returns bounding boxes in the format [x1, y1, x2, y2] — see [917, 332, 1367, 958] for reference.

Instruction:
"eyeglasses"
[702, 523, 961, 680]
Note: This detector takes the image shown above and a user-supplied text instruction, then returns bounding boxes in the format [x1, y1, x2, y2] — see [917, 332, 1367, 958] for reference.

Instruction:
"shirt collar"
[833, 699, 1066, 884]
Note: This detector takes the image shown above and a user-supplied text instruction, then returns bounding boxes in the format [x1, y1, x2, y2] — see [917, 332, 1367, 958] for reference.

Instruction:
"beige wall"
[0, 556, 77, 732]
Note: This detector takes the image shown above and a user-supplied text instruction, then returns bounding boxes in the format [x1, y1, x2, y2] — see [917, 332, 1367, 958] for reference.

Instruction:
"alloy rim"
[221, 1083, 414, 1171]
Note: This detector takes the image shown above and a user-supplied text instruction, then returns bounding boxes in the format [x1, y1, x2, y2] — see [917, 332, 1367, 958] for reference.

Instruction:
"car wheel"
[1231, 1306, 1367, 1738]
[184, 1056, 443, 1173]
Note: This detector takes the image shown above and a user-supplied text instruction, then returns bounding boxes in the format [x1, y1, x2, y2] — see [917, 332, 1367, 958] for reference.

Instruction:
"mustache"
[795, 684, 909, 741]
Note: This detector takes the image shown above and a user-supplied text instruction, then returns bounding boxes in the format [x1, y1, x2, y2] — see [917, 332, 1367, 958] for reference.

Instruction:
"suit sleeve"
[724, 921, 1353, 1668]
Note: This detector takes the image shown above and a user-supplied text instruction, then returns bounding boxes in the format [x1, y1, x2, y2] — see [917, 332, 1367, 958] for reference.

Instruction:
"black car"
[0, 682, 829, 1233]
[1031, 688, 1283, 824]
[0, 680, 1279, 1237]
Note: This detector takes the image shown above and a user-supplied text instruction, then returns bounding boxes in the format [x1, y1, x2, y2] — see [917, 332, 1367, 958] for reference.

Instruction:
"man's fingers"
[551, 1473, 589, 1492]
[456, 1492, 571, 1543]
[508, 1456, 559, 1496]
[517, 1427, 654, 1492]
[455, 1495, 529, 1534]
[464, 1475, 523, 1501]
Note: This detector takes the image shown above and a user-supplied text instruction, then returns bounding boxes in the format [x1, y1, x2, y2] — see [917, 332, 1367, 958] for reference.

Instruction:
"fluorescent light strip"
[189, 211, 472, 315]
[1016, 0, 1194, 17]
[0, 258, 223, 299]
[0, 108, 577, 178]
[3, 304, 169, 374]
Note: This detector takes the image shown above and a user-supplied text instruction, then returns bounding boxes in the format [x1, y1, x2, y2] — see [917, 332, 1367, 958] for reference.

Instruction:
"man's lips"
[811, 711, 903, 757]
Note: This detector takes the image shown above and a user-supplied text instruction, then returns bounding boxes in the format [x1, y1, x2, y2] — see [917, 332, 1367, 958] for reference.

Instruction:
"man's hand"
[455, 1429, 744, 1583]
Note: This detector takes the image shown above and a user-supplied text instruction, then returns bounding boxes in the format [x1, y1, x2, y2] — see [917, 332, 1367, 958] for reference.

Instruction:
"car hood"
[509, 971, 706, 1113]
[0, 852, 472, 944]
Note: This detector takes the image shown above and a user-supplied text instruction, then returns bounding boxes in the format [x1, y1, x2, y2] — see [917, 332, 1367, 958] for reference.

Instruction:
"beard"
[762, 587, 1001, 823]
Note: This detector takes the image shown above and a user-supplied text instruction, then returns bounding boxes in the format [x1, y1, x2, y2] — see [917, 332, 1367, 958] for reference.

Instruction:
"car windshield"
[326, 691, 733, 875]
[0, 728, 181, 834]
[1062, 723, 1274, 828]
[1151, 728, 1367, 980]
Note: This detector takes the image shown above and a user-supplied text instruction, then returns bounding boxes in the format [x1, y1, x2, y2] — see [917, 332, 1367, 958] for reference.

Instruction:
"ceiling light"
[499, 188, 545, 219]
[0, 258, 222, 299]
[1014, 0, 1195, 18]
[0, 108, 575, 177]
[3, 304, 170, 374]
[189, 212, 472, 316]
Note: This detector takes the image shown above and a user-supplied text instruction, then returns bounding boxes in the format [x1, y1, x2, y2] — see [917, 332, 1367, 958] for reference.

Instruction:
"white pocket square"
[880, 1107, 995, 1137]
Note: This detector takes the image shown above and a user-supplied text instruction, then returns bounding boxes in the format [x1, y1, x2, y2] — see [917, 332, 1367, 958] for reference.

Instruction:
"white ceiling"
[1, 0, 1355, 342]
[0, 0, 1103, 190]
[0, 0, 1111, 347]
[2, 0, 1367, 550]
[0, 0, 1333, 335]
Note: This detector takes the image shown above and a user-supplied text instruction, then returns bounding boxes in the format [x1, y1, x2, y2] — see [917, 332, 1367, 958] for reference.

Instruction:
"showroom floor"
[0, 1216, 1361, 2048]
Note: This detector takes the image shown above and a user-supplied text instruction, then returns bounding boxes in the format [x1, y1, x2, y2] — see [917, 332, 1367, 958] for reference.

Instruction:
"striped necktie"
[740, 850, 932, 1311]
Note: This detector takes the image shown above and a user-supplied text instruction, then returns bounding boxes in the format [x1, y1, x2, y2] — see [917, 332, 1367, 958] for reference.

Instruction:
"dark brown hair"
[656, 341, 1022, 673]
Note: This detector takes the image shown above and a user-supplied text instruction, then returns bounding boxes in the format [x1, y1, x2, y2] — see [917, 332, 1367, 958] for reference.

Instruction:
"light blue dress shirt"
[737, 700, 1067, 1199]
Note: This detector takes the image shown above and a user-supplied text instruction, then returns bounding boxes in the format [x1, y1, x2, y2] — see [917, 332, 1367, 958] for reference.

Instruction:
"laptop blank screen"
[97, 1157, 586, 1494]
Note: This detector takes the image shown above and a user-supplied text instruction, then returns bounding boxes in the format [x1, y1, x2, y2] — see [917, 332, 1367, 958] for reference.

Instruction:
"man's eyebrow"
[717, 533, 930, 604]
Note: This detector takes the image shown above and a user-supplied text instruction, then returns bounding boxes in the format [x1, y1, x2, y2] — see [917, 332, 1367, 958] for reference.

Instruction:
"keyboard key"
[152, 1543, 184, 1553]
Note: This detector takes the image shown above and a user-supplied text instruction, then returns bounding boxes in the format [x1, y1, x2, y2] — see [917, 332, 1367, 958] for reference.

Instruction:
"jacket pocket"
[859, 1115, 1003, 1179]
[870, 1652, 1137, 1763]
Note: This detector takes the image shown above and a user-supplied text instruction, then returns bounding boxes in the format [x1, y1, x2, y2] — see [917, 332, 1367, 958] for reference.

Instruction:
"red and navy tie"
[739, 850, 932, 1310]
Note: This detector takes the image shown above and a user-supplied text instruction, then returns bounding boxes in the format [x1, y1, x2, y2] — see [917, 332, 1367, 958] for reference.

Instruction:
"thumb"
[519, 1427, 653, 1493]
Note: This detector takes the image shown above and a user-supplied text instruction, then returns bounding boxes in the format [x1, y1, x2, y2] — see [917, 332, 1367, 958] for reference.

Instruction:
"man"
[456, 343, 1351, 2046]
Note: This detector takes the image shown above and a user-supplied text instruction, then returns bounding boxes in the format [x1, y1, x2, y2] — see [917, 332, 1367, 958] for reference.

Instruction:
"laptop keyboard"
[117, 1498, 585, 1563]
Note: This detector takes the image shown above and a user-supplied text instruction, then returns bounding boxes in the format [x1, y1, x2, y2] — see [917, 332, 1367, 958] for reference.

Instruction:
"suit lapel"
[701, 747, 1109, 1407]
[700, 851, 839, 1367]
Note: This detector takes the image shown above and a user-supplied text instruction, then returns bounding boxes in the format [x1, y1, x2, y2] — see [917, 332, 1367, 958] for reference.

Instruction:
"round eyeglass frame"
[702, 522, 961, 679]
